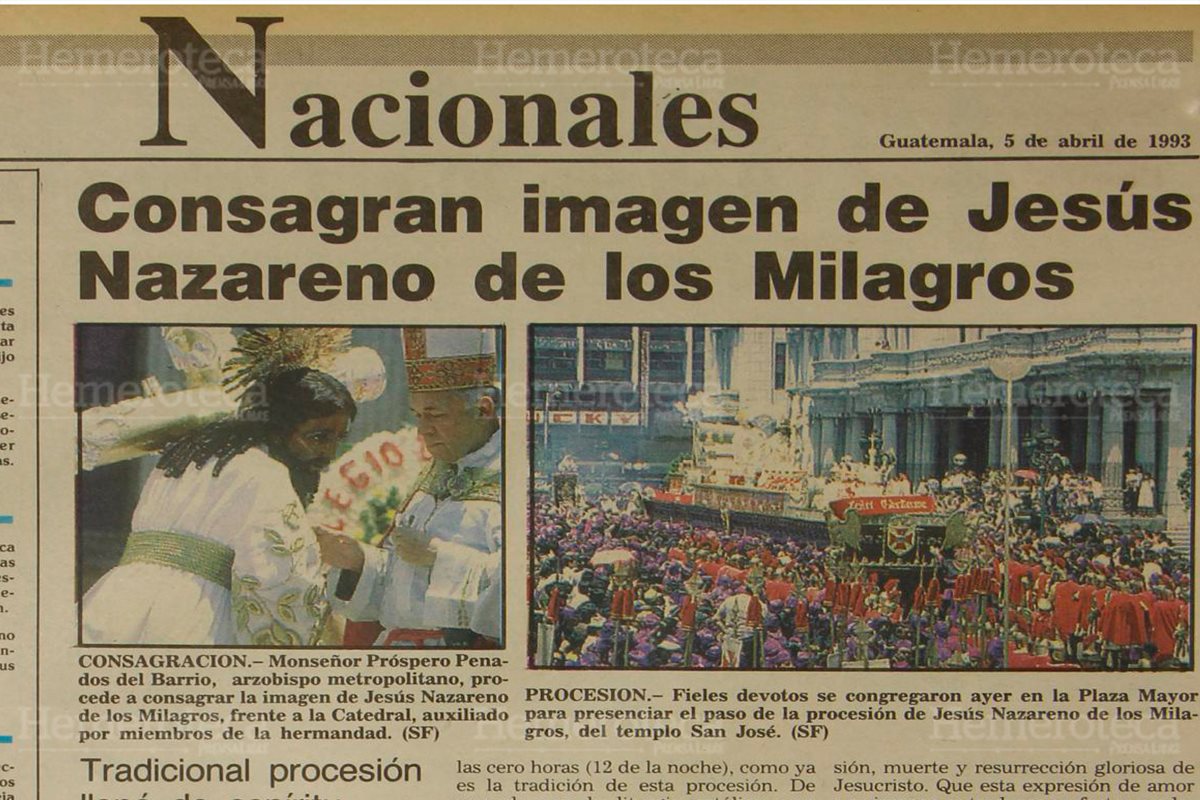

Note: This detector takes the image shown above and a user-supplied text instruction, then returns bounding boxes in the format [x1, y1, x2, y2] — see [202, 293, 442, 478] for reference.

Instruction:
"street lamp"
[988, 356, 1032, 670]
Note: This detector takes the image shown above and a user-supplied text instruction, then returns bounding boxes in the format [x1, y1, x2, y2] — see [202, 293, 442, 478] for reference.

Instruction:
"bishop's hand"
[315, 527, 366, 572]
[386, 516, 437, 568]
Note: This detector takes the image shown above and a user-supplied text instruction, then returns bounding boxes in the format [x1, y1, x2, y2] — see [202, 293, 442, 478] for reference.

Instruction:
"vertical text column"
[0, 170, 38, 800]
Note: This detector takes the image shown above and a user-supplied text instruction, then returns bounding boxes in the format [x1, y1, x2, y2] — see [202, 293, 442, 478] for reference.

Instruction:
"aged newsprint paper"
[0, 4, 1195, 800]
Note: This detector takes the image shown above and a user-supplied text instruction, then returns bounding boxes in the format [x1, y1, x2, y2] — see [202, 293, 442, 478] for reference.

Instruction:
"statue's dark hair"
[157, 368, 357, 479]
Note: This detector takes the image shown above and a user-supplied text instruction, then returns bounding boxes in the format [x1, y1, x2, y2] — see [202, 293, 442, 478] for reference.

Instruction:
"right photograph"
[528, 325, 1194, 671]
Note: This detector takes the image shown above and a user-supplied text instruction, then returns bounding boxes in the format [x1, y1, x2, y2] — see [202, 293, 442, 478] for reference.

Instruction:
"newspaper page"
[0, 4, 1196, 800]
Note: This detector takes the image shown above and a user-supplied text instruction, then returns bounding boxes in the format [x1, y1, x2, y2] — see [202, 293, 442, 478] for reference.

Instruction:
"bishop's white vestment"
[329, 429, 503, 643]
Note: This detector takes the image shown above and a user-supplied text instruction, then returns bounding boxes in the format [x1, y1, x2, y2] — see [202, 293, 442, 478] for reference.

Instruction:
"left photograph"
[76, 324, 504, 648]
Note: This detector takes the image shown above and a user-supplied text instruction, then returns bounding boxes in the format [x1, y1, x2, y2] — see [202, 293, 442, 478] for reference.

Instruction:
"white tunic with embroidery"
[82, 447, 329, 646]
[329, 430, 502, 641]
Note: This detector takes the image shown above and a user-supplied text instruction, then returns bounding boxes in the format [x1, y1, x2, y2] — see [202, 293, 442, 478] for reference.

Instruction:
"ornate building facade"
[533, 325, 1192, 531]
[795, 326, 1193, 530]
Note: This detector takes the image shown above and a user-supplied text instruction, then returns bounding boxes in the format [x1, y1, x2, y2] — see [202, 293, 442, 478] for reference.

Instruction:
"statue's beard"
[270, 446, 328, 508]
[288, 464, 323, 509]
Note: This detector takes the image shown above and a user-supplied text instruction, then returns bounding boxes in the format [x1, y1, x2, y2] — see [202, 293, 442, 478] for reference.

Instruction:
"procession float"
[638, 401, 972, 609]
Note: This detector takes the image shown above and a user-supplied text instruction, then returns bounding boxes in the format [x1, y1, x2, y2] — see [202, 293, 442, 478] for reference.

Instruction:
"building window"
[774, 341, 787, 389]
[536, 349, 577, 381]
[532, 325, 578, 382]
[648, 350, 686, 383]
[646, 327, 688, 383]
[582, 325, 634, 382]
[585, 349, 632, 381]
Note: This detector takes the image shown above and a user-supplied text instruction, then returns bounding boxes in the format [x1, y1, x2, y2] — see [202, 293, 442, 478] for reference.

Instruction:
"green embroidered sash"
[118, 530, 235, 590]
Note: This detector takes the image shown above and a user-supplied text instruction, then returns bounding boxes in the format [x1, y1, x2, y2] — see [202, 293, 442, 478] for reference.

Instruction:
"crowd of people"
[531, 459, 1191, 670]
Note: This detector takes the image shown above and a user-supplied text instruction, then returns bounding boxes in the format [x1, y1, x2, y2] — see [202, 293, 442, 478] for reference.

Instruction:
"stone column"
[903, 411, 918, 477]
[1084, 397, 1102, 477]
[811, 415, 825, 475]
[1100, 394, 1127, 514]
[1165, 375, 1193, 532]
